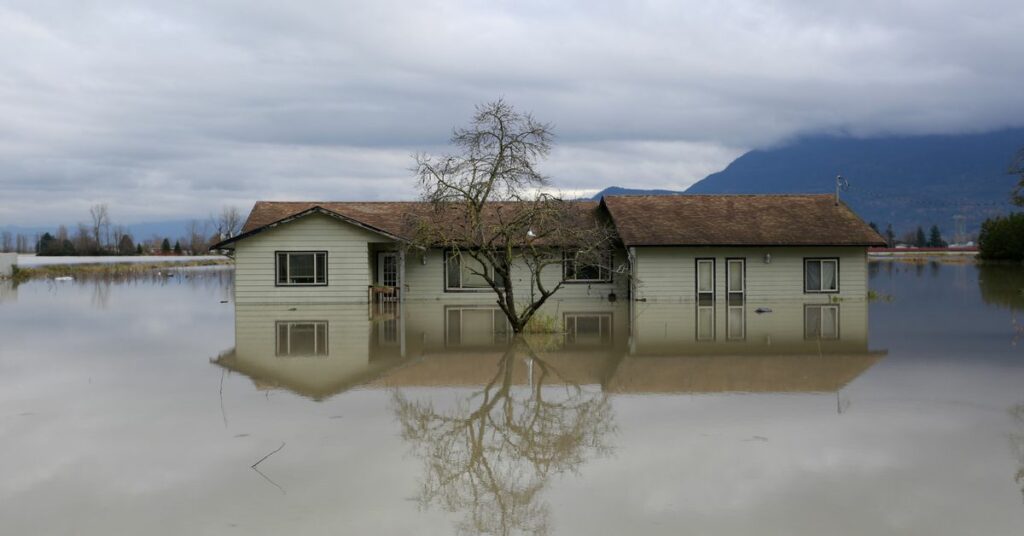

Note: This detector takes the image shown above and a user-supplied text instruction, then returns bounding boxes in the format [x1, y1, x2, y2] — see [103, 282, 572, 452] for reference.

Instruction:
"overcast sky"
[2, 0, 1024, 226]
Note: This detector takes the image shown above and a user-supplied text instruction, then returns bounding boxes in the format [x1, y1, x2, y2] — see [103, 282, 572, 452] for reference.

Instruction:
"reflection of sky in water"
[0, 263, 1022, 535]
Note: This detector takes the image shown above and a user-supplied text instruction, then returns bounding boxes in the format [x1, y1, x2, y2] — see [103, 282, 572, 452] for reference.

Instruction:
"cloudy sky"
[2, 0, 1024, 226]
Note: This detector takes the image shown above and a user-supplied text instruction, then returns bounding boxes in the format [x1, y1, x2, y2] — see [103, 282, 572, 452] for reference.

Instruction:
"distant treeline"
[977, 153, 1024, 261]
[867, 222, 950, 248]
[0, 204, 243, 256]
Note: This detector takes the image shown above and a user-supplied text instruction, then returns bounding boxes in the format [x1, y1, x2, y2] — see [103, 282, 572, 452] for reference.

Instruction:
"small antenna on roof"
[834, 174, 849, 206]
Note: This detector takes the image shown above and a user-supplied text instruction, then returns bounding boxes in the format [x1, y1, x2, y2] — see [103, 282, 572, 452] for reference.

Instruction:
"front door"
[378, 252, 398, 288]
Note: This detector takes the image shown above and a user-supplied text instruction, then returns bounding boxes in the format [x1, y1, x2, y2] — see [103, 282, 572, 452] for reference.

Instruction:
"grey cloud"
[1, 0, 1023, 226]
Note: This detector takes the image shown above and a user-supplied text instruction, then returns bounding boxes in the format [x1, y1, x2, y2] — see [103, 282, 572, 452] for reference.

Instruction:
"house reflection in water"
[212, 298, 884, 399]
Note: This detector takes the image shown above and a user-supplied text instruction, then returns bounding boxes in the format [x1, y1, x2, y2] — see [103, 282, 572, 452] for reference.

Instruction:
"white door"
[378, 252, 398, 288]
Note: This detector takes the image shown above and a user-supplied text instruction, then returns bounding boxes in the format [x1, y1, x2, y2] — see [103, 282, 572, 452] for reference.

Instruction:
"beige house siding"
[402, 248, 628, 304]
[632, 246, 868, 304]
[233, 213, 394, 304]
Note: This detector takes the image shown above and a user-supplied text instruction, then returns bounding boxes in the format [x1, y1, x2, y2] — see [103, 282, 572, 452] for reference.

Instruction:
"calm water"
[1, 262, 1023, 535]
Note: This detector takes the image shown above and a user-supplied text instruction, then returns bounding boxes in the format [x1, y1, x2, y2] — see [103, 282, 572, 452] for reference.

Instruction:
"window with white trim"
[276, 321, 328, 356]
[804, 258, 839, 293]
[726, 258, 745, 305]
[727, 305, 745, 341]
[804, 305, 839, 340]
[445, 251, 502, 291]
[563, 250, 613, 283]
[696, 258, 715, 304]
[276, 251, 327, 286]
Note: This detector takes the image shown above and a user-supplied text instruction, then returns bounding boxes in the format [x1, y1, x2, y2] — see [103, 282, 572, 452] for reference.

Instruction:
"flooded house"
[211, 194, 885, 306]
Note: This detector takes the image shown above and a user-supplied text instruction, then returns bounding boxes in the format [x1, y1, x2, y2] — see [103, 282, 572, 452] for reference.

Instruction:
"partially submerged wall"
[0, 253, 16, 278]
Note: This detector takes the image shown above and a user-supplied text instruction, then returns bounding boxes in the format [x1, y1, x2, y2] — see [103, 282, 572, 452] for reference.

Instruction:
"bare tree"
[73, 224, 94, 254]
[15, 234, 28, 253]
[211, 206, 243, 240]
[185, 219, 209, 255]
[412, 100, 618, 333]
[1, 231, 11, 253]
[90, 204, 110, 252]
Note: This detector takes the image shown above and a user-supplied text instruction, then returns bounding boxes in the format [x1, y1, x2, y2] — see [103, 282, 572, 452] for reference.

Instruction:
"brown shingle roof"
[216, 194, 885, 250]
[601, 194, 886, 247]
[216, 199, 603, 249]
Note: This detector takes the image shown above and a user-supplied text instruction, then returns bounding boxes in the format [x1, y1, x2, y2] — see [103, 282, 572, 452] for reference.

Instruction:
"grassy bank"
[9, 258, 233, 283]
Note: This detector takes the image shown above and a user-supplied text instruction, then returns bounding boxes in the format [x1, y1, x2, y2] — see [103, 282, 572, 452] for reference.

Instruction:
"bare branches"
[412, 100, 617, 333]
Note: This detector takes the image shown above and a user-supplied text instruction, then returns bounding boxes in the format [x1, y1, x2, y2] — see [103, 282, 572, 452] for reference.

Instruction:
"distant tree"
[36, 232, 54, 254]
[185, 220, 208, 255]
[161, 238, 171, 254]
[73, 224, 95, 254]
[173, 240, 182, 255]
[211, 206, 243, 240]
[1, 231, 11, 253]
[885, 223, 895, 248]
[136, 243, 143, 254]
[915, 226, 927, 248]
[927, 225, 947, 248]
[868, 222, 879, 234]
[117, 233, 135, 255]
[89, 204, 110, 252]
[978, 213, 1024, 261]
[1012, 148, 1024, 207]
[36, 232, 75, 256]
[15, 233, 29, 253]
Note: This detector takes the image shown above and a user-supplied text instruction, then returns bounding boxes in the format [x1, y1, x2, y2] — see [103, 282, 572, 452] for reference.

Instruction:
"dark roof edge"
[209, 205, 408, 251]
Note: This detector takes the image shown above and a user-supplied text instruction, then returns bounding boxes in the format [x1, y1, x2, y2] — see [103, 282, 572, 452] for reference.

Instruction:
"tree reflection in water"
[392, 337, 615, 536]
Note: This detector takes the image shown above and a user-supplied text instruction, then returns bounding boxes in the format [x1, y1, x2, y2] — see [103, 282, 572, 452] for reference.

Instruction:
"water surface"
[1, 262, 1022, 535]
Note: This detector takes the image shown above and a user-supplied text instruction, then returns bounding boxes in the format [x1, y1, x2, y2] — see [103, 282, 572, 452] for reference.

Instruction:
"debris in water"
[54, 276, 73, 281]
[755, 307, 772, 314]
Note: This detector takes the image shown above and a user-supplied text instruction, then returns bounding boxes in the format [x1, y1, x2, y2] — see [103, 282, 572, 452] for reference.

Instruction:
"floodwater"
[16, 254, 227, 267]
[1, 262, 1023, 535]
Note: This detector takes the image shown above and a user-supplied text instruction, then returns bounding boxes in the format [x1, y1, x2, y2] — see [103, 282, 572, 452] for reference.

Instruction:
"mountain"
[685, 128, 1024, 236]
[591, 186, 684, 198]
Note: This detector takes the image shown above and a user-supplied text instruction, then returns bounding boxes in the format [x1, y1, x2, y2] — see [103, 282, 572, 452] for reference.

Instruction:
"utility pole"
[835, 175, 849, 206]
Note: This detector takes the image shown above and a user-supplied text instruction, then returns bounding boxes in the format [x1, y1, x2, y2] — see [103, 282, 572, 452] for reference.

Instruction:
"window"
[805, 305, 840, 340]
[564, 250, 613, 283]
[727, 305, 745, 341]
[804, 258, 839, 293]
[696, 258, 715, 304]
[726, 258, 745, 305]
[445, 251, 500, 291]
[276, 251, 327, 286]
[696, 303, 715, 341]
[445, 307, 510, 346]
[564, 313, 613, 346]
[276, 321, 328, 356]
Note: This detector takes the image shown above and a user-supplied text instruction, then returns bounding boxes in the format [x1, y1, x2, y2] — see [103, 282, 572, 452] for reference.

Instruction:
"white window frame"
[696, 258, 715, 303]
[804, 258, 839, 293]
[444, 251, 496, 292]
[726, 258, 745, 303]
[563, 250, 614, 283]
[726, 304, 746, 341]
[276, 251, 327, 286]
[804, 304, 840, 340]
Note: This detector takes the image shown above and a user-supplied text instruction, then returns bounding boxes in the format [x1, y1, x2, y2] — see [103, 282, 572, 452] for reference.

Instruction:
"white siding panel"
[233, 214, 393, 304]
[633, 246, 868, 304]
